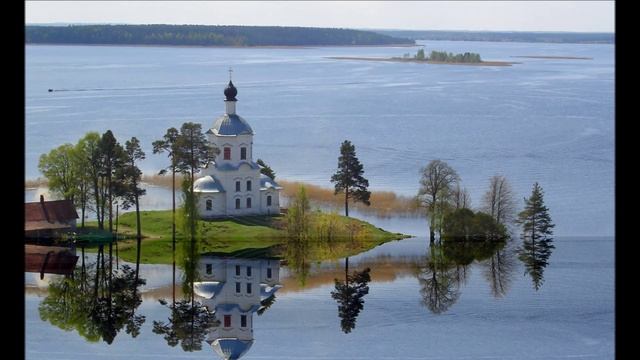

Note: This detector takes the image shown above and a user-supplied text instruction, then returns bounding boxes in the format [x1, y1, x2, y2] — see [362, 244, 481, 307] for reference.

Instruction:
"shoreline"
[510, 55, 593, 60]
[326, 56, 518, 66]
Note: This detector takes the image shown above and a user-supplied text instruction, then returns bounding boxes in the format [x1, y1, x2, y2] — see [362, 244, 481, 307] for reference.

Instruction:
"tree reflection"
[481, 242, 516, 298]
[331, 257, 371, 333]
[417, 244, 460, 314]
[284, 235, 315, 287]
[39, 244, 146, 344]
[152, 298, 218, 352]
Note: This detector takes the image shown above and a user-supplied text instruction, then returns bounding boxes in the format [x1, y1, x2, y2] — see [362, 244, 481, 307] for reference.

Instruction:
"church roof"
[211, 338, 253, 360]
[194, 175, 225, 193]
[215, 161, 260, 172]
[211, 114, 254, 136]
[260, 174, 283, 191]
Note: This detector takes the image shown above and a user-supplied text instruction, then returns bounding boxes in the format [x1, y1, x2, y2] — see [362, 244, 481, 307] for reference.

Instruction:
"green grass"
[83, 210, 410, 264]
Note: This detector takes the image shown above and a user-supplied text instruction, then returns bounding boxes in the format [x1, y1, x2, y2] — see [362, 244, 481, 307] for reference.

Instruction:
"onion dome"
[224, 80, 238, 101]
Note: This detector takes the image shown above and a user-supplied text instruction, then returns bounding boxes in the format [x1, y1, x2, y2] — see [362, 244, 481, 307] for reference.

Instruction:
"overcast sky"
[25, 1, 615, 33]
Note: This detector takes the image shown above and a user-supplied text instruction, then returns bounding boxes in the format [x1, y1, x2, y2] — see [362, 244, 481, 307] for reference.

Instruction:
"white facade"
[195, 81, 282, 218]
[193, 256, 282, 360]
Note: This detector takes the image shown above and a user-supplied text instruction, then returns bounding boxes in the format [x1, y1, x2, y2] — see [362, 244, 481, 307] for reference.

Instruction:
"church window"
[224, 147, 231, 160]
[241, 315, 247, 328]
[240, 147, 247, 160]
[246, 180, 252, 191]
[235, 198, 241, 209]
[267, 195, 272, 206]
[267, 268, 272, 279]
[224, 315, 231, 327]
[246, 266, 252, 277]
[246, 283, 252, 294]
[206, 199, 212, 211]
[236, 282, 241, 293]
[235, 265, 241, 276]
[235, 181, 241, 192]
[206, 264, 212, 275]
[246, 198, 252, 208]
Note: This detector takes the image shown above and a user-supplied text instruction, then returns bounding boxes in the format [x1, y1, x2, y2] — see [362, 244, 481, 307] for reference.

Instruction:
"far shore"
[326, 56, 518, 66]
[510, 55, 593, 60]
[26, 42, 418, 50]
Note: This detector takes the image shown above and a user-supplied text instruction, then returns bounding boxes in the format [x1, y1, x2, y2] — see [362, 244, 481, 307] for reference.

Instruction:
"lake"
[25, 40, 614, 359]
[25, 232, 614, 359]
[25, 40, 614, 236]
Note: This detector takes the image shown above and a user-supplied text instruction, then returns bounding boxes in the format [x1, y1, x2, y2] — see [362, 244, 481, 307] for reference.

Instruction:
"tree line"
[26, 24, 415, 47]
[373, 29, 614, 44]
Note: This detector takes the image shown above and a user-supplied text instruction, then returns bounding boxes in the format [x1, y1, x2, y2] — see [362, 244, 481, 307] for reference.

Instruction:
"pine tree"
[516, 182, 555, 290]
[330, 140, 371, 217]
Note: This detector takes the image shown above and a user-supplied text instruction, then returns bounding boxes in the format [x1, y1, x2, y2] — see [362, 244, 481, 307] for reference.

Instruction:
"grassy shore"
[83, 210, 409, 264]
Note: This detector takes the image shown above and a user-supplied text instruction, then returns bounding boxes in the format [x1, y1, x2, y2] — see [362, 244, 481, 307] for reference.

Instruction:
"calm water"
[25, 41, 614, 236]
[25, 233, 614, 359]
[25, 41, 614, 359]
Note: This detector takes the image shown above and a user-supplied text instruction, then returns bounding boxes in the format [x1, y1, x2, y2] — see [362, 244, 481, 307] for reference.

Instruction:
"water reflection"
[517, 234, 555, 291]
[38, 244, 146, 344]
[416, 240, 512, 314]
[331, 257, 371, 333]
[191, 255, 282, 359]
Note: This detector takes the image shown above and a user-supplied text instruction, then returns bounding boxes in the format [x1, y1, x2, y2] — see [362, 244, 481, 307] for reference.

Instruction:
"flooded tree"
[516, 182, 555, 290]
[417, 160, 460, 243]
[481, 175, 517, 227]
[331, 258, 371, 333]
[330, 140, 371, 217]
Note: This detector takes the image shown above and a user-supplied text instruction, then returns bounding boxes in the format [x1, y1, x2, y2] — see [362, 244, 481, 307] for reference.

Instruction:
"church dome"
[211, 339, 254, 360]
[224, 81, 238, 101]
[212, 114, 254, 136]
[194, 175, 224, 193]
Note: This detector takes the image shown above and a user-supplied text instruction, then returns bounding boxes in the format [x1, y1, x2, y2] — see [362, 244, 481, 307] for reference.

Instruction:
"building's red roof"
[25, 198, 78, 225]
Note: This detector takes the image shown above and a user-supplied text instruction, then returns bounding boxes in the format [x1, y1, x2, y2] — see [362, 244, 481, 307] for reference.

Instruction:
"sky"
[25, 1, 614, 33]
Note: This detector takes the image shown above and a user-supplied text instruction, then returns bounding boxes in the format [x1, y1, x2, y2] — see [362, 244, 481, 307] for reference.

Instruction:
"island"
[329, 49, 518, 66]
[25, 24, 415, 47]
[82, 210, 410, 264]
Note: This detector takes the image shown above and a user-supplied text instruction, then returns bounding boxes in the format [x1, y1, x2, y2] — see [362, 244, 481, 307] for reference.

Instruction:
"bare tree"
[481, 175, 516, 227]
[451, 183, 471, 210]
[417, 160, 460, 243]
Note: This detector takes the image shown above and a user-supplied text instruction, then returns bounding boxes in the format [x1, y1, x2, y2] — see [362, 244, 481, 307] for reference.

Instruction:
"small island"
[329, 49, 518, 66]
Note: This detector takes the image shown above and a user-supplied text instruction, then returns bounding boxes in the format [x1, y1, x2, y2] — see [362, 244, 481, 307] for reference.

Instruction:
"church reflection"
[193, 255, 282, 360]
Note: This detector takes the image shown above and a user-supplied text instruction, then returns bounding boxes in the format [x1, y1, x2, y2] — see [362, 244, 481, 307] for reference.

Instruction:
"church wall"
[198, 192, 227, 218]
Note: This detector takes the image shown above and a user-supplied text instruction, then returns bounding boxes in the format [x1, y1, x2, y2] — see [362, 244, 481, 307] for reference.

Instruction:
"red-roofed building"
[25, 195, 78, 239]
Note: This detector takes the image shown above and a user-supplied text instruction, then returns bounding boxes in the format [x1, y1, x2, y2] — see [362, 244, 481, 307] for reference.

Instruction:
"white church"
[194, 256, 282, 360]
[194, 79, 282, 218]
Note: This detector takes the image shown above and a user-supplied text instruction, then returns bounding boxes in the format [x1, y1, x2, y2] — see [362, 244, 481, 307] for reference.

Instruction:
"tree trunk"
[172, 166, 176, 307]
[345, 187, 349, 217]
[108, 174, 113, 233]
[135, 193, 142, 281]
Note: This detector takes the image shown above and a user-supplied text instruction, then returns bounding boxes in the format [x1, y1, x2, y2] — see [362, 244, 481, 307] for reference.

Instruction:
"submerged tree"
[516, 182, 555, 290]
[331, 261, 371, 333]
[417, 160, 460, 243]
[330, 140, 371, 217]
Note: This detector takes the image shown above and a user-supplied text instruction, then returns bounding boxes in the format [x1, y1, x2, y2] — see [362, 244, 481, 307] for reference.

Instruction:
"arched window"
[235, 198, 241, 209]
[240, 147, 247, 160]
[206, 199, 212, 211]
[246, 197, 252, 208]
[267, 195, 272, 206]
[246, 180, 252, 191]
[224, 147, 231, 160]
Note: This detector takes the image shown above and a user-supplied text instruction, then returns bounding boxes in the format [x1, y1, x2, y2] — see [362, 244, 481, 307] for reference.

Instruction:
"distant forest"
[25, 24, 415, 46]
[372, 30, 614, 44]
